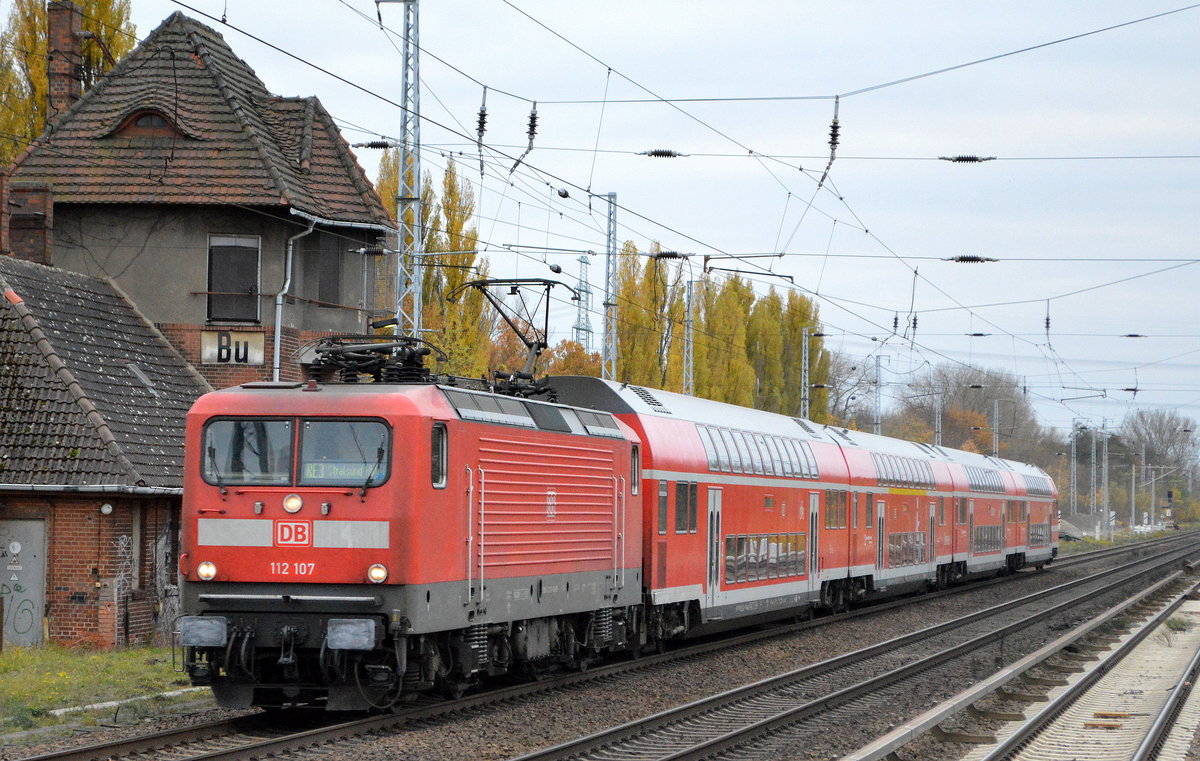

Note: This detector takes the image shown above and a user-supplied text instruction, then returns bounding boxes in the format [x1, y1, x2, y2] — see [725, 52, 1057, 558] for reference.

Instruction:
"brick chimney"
[8, 185, 54, 265]
[46, 1, 84, 122]
[0, 172, 9, 256]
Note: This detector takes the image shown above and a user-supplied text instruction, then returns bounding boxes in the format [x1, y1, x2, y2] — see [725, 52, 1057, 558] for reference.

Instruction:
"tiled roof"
[0, 256, 211, 488]
[10, 12, 392, 228]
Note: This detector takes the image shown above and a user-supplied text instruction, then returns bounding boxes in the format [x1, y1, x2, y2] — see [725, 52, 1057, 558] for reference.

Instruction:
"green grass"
[1058, 529, 1177, 556]
[0, 644, 194, 731]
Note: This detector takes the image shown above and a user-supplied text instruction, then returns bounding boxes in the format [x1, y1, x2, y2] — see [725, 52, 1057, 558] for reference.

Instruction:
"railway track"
[989, 594, 1200, 761]
[508, 542, 1200, 761]
[844, 573, 1200, 761]
[15, 533, 1196, 761]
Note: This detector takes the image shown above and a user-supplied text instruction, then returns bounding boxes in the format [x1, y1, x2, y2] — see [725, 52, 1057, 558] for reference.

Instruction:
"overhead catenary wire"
[35, 1, 1200, 420]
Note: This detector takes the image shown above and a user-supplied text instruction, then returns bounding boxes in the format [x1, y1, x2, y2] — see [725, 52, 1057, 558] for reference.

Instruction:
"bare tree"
[1121, 409, 1198, 469]
[823, 350, 874, 427]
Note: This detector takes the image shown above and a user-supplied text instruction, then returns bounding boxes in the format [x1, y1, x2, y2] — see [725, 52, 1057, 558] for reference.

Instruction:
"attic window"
[116, 110, 179, 138]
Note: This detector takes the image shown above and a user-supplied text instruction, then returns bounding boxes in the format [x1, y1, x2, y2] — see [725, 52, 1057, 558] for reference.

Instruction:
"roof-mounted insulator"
[938, 155, 996, 163]
[638, 149, 688, 158]
[945, 255, 998, 263]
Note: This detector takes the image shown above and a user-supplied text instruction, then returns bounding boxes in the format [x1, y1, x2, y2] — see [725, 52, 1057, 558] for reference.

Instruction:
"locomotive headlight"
[367, 563, 389, 584]
[282, 494, 304, 513]
[196, 561, 218, 581]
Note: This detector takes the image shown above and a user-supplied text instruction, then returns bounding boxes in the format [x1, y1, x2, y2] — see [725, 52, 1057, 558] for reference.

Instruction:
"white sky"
[109, 1, 1200, 435]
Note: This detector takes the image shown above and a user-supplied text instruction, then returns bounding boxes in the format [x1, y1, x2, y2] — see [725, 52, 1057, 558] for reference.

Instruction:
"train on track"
[177, 336, 1058, 710]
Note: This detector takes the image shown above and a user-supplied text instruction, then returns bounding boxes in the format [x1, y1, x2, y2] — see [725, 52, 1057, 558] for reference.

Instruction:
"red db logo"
[275, 521, 312, 546]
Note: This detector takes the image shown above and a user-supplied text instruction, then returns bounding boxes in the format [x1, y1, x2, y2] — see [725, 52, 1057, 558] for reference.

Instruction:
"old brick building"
[0, 3, 396, 648]
[4, 2, 395, 389]
[0, 255, 210, 646]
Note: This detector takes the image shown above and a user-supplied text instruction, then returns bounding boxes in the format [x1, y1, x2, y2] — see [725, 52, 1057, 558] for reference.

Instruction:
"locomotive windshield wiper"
[361, 446, 385, 498]
[207, 445, 228, 495]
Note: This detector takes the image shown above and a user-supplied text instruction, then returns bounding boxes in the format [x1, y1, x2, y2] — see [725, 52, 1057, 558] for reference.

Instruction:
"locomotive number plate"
[269, 562, 317, 575]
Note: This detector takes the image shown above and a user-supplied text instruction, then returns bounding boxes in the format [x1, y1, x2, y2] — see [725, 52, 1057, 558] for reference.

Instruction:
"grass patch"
[1165, 616, 1194, 633]
[0, 644, 192, 731]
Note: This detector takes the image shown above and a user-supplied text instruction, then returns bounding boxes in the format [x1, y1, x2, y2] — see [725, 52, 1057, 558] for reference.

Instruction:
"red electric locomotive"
[178, 340, 644, 709]
[177, 339, 1057, 710]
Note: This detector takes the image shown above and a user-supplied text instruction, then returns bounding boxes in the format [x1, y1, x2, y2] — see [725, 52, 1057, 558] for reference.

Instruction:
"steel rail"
[17, 533, 1194, 761]
[960, 568, 1200, 761]
[1132, 616, 1200, 761]
[508, 543, 1200, 761]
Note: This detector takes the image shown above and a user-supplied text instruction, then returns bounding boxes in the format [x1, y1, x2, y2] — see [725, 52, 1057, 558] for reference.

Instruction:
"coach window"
[658, 481, 669, 535]
[866, 496, 875, 525]
[735, 432, 753, 473]
[725, 537, 737, 583]
[675, 482, 689, 533]
[736, 536, 749, 582]
[719, 428, 743, 473]
[431, 423, 448, 488]
[208, 235, 260, 322]
[938, 497, 945, 526]
[852, 493, 859, 529]
[630, 445, 640, 495]
[689, 483, 699, 532]
[698, 427, 719, 470]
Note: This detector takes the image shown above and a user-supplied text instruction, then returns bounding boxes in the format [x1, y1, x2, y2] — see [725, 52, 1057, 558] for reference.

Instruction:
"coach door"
[876, 501, 886, 570]
[706, 489, 723, 608]
[0, 520, 46, 646]
[968, 499, 975, 557]
[809, 493, 820, 580]
[928, 501, 937, 573]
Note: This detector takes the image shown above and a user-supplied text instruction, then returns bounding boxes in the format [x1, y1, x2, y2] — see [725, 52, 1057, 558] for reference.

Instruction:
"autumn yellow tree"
[746, 288, 784, 412]
[423, 159, 490, 377]
[543, 340, 601, 376]
[0, 0, 134, 165]
[614, 244, 685, 389]
[697, 275, 755, 406]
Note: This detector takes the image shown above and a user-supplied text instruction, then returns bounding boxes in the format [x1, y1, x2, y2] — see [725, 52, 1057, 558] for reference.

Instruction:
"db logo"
[275, 520, 312, 546]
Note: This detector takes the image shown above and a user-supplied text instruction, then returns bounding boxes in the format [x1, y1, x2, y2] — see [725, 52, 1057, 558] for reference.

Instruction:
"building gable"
[10, 11, 391, 228]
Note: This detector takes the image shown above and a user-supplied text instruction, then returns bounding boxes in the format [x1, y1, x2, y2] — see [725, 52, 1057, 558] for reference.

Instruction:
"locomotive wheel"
[441, 680, 468, 700]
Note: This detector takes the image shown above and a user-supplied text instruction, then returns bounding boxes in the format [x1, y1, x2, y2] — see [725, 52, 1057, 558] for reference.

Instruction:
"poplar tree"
[423, 159, 490, 377]
[0, 0, 134, 165]
[746, 288, 784, 412]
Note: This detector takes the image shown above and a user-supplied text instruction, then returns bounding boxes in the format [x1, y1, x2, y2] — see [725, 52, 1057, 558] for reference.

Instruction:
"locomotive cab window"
[202, 418, 293, 485]
[431, 422, 448, 488]
[299, 419, 390, 487]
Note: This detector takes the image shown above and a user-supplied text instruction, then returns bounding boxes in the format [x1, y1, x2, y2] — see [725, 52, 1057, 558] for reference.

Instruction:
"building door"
[0, 520, 46, 646]
[706, 489, 723, 609]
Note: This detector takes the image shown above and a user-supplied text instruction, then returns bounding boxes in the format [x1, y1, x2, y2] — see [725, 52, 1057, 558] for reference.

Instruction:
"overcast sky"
[112, 0, 1200, 436]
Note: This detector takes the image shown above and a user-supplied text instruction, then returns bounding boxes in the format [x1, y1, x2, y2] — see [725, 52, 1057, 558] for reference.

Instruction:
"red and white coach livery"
[177, 340, 1056, 710]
